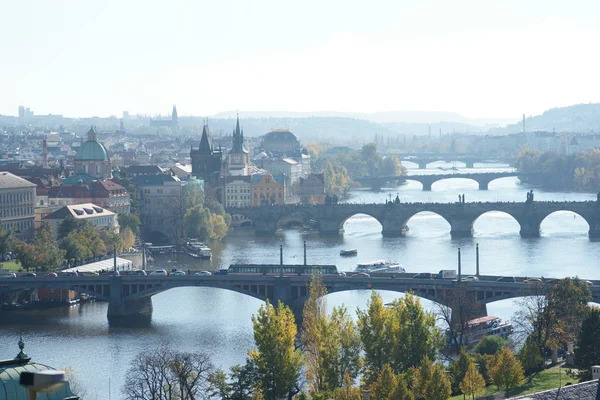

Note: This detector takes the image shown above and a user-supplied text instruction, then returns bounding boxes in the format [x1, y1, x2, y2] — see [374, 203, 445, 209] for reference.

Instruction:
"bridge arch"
[402, 211, 451, 237]
[1, 282, 110, 300]
[335, 212, 384, 235]
[125, 282, 270, 302]
[539, 210, 591, 236]
[275, 210, 315, 230]
[430, 177, 479, 191]
[472, 210, 521, 236]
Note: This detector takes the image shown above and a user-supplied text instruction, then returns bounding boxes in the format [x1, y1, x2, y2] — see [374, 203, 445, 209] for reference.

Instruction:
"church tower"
[191, 121, 223, 199]
[228, 113, 249, 175]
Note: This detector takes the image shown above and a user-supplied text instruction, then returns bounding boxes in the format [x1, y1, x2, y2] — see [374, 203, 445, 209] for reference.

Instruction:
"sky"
[2, 0, 600, 120]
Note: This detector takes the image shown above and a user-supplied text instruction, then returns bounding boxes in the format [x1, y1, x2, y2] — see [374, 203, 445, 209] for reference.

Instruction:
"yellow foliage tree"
[489, 347, 525, 397]
[459, 361, 486, 400]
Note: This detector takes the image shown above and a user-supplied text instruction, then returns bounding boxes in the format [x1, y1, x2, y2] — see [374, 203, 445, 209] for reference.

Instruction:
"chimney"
[592, 365, 600, 380]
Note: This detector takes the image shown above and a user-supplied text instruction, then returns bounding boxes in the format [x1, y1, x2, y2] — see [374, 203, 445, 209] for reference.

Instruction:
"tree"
[574, 307, 600, 373]
[184, 205, 213, 240]
[459, 361, 486, 400]
[58, 216, 90, 239]
[488, 347, 525, 397]
[473, 336, 509, 356]
[327, 306, 362, 387]
[210, 213, 229, 240]
[370, 364, 397, 400]
[547, 278, 591, 348]
[30, 222, 65, 271]
[437, 285, 482, 351]
[391, 374, 415, 400]
[301, 275, 328, 394]
[120, 227, 136, 249]
[118, 213, 141, 235]
[357, 291, 391, 385]
[412, 356, 452, 400]
[518, 335, 544, 377]
[0, 223, 17, 256]
[450, 348, 471, 394]
[389, 293, 444, 372]
[332, 373, 362, 400]
[122, 347, 214, 400]
[249, 300, 303, 400]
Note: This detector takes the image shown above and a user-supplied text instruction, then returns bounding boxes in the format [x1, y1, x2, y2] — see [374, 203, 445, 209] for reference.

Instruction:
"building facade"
[0, 172, 36, 240]
[44, 203, 118, 238]
[190, 123, 222, 200]
[300, 173, 326, 204]
[251, 173, 286, 206]
[225, 175, 252, 208]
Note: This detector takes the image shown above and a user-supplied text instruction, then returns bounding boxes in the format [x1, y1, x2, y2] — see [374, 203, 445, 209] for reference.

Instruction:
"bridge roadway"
[227, 200, 600, 238]
[385, 153, 513, 169]
[357, 171, 525, 191]
[3, 274, 599, 321]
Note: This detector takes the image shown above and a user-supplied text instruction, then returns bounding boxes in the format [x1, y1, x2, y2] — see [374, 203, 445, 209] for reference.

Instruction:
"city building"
[190, 123, 223, 200]
[299, 173, 326, 204]
[251, 173, 286, 206]
[132, 173, 187, 240]
[0, 171, 36, 240]
[260, 129, 302, 155]
[150, 105, 179, 130]
[261, 157, 302, 188]
[121, 164, 168, 177]
[74, 127, 112, 179]
[224, 175, 252, 208]
[44, 203, 118, 238]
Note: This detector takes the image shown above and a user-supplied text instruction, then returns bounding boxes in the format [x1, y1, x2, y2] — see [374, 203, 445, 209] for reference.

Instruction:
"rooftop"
[45, 203, 115, 220]
[509, 379, 600, 400]
[0, 171, 37, 189]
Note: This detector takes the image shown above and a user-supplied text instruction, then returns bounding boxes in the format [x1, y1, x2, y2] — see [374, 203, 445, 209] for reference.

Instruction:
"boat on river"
[340, 249, 358, 257]
[356, 259, 405, 273]
[461, 316, 513, 345]
[185, 239, 211, 259]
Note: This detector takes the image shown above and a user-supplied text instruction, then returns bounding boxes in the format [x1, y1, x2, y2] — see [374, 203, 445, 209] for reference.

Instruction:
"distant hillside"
[211, 110, 514, 127]
[493, 103, 600, 134]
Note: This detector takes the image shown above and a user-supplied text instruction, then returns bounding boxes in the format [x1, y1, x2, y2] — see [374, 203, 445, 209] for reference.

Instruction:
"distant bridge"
[357, 171, 526, 191]
[3, 274, 599, 321]
[384, 153, 514, 169]
[227, 200, 600, 238]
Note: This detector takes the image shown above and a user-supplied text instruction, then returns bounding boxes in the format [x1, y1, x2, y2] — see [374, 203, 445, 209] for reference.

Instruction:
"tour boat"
[340, 249, 358, 257]
[186, 239, 211, 259]
[355, 260, 405, 273]
[462, 316, 513, 345]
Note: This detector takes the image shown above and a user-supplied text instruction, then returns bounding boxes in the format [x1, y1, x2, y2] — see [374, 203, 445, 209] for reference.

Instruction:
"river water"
[1, 163, 599, 399]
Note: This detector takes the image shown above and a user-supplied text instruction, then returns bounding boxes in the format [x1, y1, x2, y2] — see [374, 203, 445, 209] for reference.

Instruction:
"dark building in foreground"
[190, 123, 222, 200]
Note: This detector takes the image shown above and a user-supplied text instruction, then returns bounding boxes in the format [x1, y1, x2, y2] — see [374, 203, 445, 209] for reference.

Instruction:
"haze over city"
[3, 0, 600, 120]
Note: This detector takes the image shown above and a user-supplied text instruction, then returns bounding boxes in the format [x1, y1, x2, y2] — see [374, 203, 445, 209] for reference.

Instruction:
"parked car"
[351, 272, 370, 278]
[170, 270, 186, 276]
[524, 278, 542, 285]
[413, 272, 434, 279]
[496, 276, 516, 282]
[0, 272, 17, 279]
[44, 272, 58, 278]
[149, 269, 168, 276]
[132, 270, 147, 276]
[21, 272, 37, 278]
[213, 269, 229, 276]
[194, 271, 212, 276]
[461, 276, 479, 282]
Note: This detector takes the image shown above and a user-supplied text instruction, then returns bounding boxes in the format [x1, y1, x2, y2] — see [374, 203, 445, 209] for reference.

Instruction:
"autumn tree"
[411, 356, 452, 400]
[326, 306, 362, 388]
[118, 213, 141, 235]
[333, 373, 362, 400]
[547, 278, 591, 348]
[370, 364, 397, 400]
[449, 348, 471, 395]
[437, 285, 482, 351]
[249, 300, 303, 400]
[488, 347, 525, 397]
[518, 335, 544, 377]
[301, 275, 328, 394]
[459, 361, 486, 400]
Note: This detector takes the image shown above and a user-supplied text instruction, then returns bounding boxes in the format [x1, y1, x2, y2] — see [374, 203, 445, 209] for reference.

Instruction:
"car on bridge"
[194, 271, 212, 276]
[461, 276, 479, 282]
[352, 272, 370, 278]
[524, 278, 542, 285]
[413, 272, 434, 279]
[149, 269, 168, 276]
[496, 276, 516, 282]
[21, 272, 37, 278]
[0, 272, 16, 279]
[44, 272, 58, 278]
[59, 271, 78, 277]
[132, 270, 147, 276]
[170, 270, 186, 276]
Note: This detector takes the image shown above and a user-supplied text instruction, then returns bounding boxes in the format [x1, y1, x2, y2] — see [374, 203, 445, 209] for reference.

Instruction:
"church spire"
[199, 120, 212, 154]
[87, 126, 97, 142]
[231, 112, 246, 154]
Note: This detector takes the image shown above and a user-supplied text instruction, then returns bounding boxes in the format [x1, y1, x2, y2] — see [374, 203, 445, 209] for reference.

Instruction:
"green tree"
[459, 361, 486, 400]
[58, 216, 90, 239]
[33, 222, 65, 271]
[391, 374, 415, 400]
[450, 348, 471, 394]
[332, 373, 362, 400]
[389, 293, 444, 372]
[117, 213, 141, 235]
[209, 213, 229, 240]
[473, 335, 509, 356]
[0, 223, 18, 256]
[357, 291, 392, 385]
[575, 307, 600, 374]
[249, 300, 303, 400]
[547, 278, 592, 348]
[184, 205, 213, 240]
[518, 335, 544, 377]
[209, 360, 258, 400]
[412, 356, 452, 400]
[488, 347, 525, 397]
[327, 306, 362, 387]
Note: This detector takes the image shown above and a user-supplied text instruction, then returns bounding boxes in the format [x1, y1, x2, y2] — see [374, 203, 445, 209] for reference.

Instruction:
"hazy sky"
[2, 0, 600, 119]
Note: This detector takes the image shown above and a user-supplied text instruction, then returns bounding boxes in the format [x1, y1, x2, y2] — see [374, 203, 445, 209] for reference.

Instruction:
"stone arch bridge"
[4, 275, 600, 321]
[227, 200, 600, 238]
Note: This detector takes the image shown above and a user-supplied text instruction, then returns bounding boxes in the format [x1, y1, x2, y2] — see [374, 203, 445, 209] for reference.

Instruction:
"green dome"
[75, 127, 109, 161]
[76, 139, 109, 161]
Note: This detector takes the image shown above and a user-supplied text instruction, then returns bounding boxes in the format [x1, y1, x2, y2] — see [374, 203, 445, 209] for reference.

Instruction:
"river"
[1, 163, 599, 399]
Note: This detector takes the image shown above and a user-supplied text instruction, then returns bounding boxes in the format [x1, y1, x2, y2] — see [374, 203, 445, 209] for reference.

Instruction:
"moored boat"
[340, 249, 358, 257]
[356, 260, 405, 273]
[461, 316, 513, 345]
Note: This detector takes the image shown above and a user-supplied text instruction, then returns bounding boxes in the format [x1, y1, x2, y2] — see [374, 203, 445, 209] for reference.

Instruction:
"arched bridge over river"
[227, 200, 600, 238]
[3, 274, 600, 321]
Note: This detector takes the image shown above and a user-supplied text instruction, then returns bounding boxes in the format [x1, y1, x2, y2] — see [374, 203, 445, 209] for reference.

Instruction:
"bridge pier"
[254, 220, 278, 236]
[589, 220, 600, 239]
[449, 218, 474, 238]
[518, 219, 541, 238]
[418, 161, 428, 169]
[478, 180, 489, 190]
[465, 161, 475, 169]
[318, 219, 343, 236]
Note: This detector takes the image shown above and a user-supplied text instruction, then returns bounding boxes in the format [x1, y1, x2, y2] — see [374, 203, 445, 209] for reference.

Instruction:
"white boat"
[186, 239, 211, 259]
[356, 260, 405, 273]
[462, 316, 513, 345]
